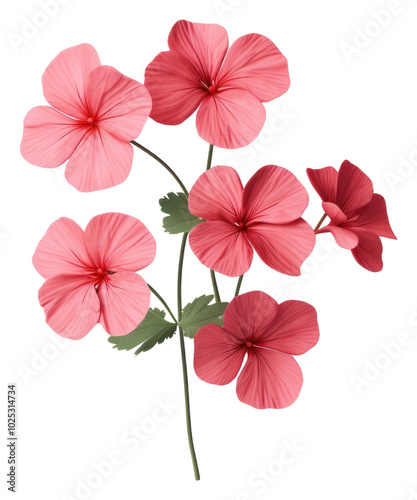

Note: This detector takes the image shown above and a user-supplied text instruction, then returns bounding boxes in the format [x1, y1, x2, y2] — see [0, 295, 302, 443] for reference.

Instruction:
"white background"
[1, 0, 417, 499]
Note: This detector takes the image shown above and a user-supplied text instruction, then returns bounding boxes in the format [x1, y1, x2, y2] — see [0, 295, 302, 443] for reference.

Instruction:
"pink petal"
[349, 228, 383, 272]
[39, 274, 100, 340]
[33, 217, 94, 280]
[247, 220, 316, 276]
[243, 165, 309, 224]
[236, 348, 303, 409]
[65, 128, 133, 192]
[223, 291, 279, 344]
[20, 106, 88, 168]
[84, 213, 156, 272]
[85, 66, 152, 140]
[306, 167, 338, 203]
[188, 166, 243, 223]
[42, 43, 101, 120]
[196, 89, 266, 149]
[189, 221, 253, 277]
[98, 271, 150, 336]
[194, 324, 245, 385]
[258, 301, 319, 355]
[345, 194, 396, 239]
[317, 225, 359, 250]
[336, 160, 373, 215]
[145, 51, 207, 125]
[322, 202, 347, 225]
[217, 34, 290, 102]
[168, 20, 228, 84]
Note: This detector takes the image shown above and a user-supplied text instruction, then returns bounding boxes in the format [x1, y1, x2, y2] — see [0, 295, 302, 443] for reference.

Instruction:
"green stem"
[210, 270, 221, 303]
[234, 275, 244, 297]
[314, 213, 327, 232]
[148, 284, 177, 324]
[177, 233, 200, 481]
[131, 140, 188, 196]
[206, 143, 214, 170]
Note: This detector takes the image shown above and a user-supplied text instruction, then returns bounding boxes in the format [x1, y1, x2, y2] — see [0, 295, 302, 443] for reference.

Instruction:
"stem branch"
[314, 213, 327, 232]
[148, 284, 177, 324]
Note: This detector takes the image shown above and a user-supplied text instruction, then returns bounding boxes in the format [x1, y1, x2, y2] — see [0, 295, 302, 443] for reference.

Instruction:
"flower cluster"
[21, 20, 396, 479]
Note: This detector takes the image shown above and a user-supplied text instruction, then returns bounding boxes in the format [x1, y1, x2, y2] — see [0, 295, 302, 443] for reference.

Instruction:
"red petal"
[247, 220, 315, 276]
[39, 274, 100, 340]
[336, 160, 373, 215]
[188, 166, 243, 223]
[84, 213, 156, 272]
[258, 301, 319, 355]
[20, 106, 87, 168]
[194, 324, 245, 385]
[98, 272, 150, 336]
[189, 221, 253, 277]
[217, 34, 290, 102]
[196, 89, 266, 149]
[33, 217, 94, 279]
[317, 225, 359, 250]
[345, 194, 396, 239]
[322, 202, 347, 225]
[349, 228, 383, 272]
[236, 349, 303, 409]
[306, 167, 338, 203]
[243, 165, 309, 224]
[42, 43, 101, 119]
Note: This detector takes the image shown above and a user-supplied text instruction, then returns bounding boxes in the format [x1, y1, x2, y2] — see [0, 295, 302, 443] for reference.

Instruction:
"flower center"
[93, 268, 108, 288]
[246, 341, 253, 348]
[234, 221, 247, 232]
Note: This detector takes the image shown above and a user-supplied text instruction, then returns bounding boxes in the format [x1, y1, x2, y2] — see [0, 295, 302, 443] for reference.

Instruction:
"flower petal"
[322, 202, 347, 225]
[196, 89, 266, 149]
[65, 128, 133, 192]
[306, 167, 338, 203]
[85, 66, 152, 140]
[317, 225, 359, 250]
[188, 166, 243, 222]
[247, 220, 315, 276]
[39, 274, 100, 340]
[243, 165, 309, 224]
[236, 348, 303, 409]
[98, 271, 150, 336]
[168, 20, 228, 84]
[217, 34, 290, 102]
[84, 213, 156, 272]
[223, 291, 279, 344]
[20, 106, 88, 168]
[345, 194, 396, 239]
[42, 43, 101, 119]
[349, 228, 383, 272]
[189, 221, 253, 277]
[145, 51, 207, 125]
[194, 324, 245, 385]
[258, 301, 319, 355]
[33, 217, 94, 279]
[336, 160, 373, 214]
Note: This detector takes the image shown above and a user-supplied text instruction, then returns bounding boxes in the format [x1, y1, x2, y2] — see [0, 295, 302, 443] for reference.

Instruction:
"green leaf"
[159, 192, 203, 234]
[108, 308, 177, 355]
[180, 295, 228, 339]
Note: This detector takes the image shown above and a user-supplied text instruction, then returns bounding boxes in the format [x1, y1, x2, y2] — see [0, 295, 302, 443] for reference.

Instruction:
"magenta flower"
[307, 160, 396, 271]
[21, 44, 152, 192]
[194, 291, 319, 409]
[188, 165, 315, 277]
[145, 20, 290, 149]
[33, 213, 156, 339]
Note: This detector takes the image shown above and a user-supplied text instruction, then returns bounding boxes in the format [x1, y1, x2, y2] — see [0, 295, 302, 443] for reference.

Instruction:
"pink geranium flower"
[194, 291, 319, 409]
[188, 165, 315, 277]
[307, 160, 396, 272]
[33, 213, 156, 339]
[145, 20, 290, 149]
[21, 44, 152, 192]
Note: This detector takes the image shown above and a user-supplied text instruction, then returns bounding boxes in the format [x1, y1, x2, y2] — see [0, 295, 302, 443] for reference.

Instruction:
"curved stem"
[148, 284, 177, 324]
[177, 233, 200, 481]
[314, 213, 327, 232]
[234, 275, 244, 297]
[210, 270, 221, 303]
[206, 143, 214, 170]
[131, 140, 188, 196]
